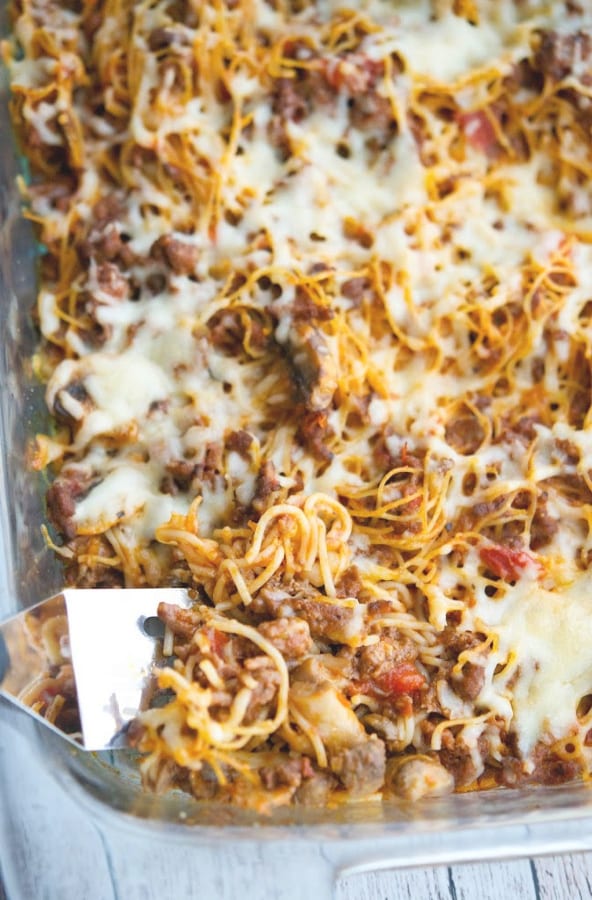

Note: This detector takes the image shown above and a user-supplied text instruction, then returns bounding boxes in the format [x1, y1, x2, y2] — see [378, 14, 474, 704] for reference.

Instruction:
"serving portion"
[5, 0, 592, 811]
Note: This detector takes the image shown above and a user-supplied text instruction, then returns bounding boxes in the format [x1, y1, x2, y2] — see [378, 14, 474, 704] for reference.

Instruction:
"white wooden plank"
[0, 714, 115, 900]
[446, 860, 537, 900]
[533, 853, 592, 900]
[336, 865, 451, 900]
[336, 859, 540, 900]
[335, 854, 592, 900]
[98, 837, 335, 900]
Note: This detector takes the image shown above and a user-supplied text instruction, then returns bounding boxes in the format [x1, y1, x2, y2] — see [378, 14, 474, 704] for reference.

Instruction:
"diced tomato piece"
[458, 110, 498, 155]
[479, 544, 535, 581]
[209, 629, 229, 656]
[351, 664, 426, 703]
[375, 663, 427, 696]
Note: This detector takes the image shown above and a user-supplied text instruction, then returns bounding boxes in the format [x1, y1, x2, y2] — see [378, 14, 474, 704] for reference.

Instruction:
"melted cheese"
[475, 570, 592, 756]
[386, 13, 521, 83]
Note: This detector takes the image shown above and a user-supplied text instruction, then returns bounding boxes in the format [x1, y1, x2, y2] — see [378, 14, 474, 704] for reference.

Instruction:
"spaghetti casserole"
[6, 0, 592, 808]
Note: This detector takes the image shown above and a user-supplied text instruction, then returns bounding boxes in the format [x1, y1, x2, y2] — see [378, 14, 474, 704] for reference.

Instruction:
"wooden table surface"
[2, 712, 592, 900]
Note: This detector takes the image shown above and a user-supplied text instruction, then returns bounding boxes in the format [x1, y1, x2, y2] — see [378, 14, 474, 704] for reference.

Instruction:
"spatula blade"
[0, 588, 189, 750]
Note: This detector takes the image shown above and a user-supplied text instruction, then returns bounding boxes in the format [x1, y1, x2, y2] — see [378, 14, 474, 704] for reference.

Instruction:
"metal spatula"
[0, 588, 190, 750]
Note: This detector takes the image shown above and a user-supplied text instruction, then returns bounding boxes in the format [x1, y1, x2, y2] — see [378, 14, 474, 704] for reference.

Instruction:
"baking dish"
[1, 8, 592, 896]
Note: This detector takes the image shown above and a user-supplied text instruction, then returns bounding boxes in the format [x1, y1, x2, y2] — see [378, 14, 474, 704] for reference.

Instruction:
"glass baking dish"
[1, 7, 592, 895]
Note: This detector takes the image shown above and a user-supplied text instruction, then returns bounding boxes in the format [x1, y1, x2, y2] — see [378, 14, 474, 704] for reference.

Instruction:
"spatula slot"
[140, 615, 165, 640]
